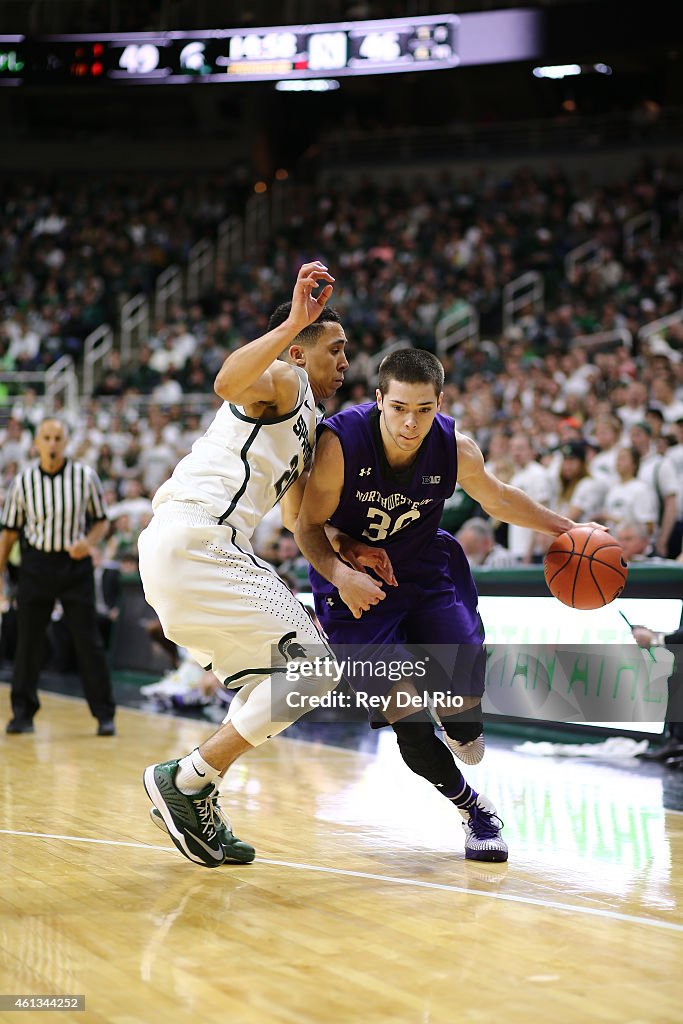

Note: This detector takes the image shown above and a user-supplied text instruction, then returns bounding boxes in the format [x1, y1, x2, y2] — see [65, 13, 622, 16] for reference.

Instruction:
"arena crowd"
[1, 157, 682, 600]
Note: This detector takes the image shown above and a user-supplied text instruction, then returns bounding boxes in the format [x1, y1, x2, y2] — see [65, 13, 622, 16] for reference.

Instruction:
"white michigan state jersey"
[152, 368, 319, 540]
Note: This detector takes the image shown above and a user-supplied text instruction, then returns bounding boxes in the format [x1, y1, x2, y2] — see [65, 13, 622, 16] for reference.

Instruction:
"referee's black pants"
[11, 547, 115, 725]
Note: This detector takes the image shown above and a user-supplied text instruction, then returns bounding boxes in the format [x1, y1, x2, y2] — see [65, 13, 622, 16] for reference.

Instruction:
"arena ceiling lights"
[533, 62, 613, 79]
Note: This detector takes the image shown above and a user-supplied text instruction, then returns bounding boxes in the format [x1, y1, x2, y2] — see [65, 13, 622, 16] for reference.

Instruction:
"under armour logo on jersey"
[422, 475, 441, 484]
[325, 596, 335, 607]
[359, 467, 372, 476]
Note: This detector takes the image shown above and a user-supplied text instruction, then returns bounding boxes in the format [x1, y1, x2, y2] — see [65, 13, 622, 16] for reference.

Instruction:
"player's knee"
[441, 700, 483, 744]
[296, 670, 337, 699]
[443, 719, 483, 743]
[392, 719, 442, 777]
[392, 715, 468, 793]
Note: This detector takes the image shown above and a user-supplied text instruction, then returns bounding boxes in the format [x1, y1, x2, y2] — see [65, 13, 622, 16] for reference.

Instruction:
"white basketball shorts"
[137, 500, 329, 686]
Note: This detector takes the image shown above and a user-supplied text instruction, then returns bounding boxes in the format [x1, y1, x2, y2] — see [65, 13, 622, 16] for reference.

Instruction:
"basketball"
[544, 526, 628, 610]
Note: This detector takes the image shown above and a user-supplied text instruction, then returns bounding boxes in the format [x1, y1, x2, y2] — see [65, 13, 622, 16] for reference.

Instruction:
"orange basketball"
[544, 526, 628, 610]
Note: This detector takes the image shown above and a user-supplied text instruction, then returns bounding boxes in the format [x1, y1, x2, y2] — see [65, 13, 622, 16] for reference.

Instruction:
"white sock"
[175, 748, 221, 794]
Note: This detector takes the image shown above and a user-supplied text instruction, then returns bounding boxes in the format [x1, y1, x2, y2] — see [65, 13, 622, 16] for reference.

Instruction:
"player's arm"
[279, 471, 309, 534]
[295, 431, 388, 619]
[280, 471, 354, 553]
[456, 433, 603, 536]
[214, 261, 334, 411]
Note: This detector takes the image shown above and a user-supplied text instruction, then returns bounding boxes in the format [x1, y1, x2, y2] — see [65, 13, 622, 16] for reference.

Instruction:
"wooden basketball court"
[1, 684, 681, 1023]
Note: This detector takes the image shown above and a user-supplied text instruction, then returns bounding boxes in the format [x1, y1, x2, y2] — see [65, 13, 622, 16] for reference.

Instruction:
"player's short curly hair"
[378, 349, 444, 398]
[268, 302, 343, 347]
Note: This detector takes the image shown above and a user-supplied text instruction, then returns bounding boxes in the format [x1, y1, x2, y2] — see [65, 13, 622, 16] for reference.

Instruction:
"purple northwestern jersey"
[322, 403, 456, 561]
[309, 403, 483, 653]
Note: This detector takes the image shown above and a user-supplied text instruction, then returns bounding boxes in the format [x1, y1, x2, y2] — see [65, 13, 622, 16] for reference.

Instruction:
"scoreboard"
[0, 18, 457, 85]
[0, 10, 543, 86]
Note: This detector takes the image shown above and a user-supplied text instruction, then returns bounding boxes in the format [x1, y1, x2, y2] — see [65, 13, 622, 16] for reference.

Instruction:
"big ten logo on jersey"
[274, 413, 313, 499]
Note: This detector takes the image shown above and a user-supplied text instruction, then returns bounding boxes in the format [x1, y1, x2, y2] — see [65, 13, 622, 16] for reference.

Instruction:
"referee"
[0, 417, 116, 735]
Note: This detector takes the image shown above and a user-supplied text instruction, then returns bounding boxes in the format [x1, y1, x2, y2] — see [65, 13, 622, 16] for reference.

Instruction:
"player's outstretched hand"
[566, 520, 610, 534]
[336, 537, 398, 588]
[288, 261, 335, 332]
[337, 568, 387, 620]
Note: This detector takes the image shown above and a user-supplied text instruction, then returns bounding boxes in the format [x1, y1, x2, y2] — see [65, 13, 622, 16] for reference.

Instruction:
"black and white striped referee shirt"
[0, 460, 108, 553]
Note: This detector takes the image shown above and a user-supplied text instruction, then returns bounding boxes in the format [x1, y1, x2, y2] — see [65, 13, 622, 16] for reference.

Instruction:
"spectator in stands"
[5, 311, 41, 371]
[589, 414, 623, 484]
[644, 406, 667, 450]
[170, 412, 201, 457]
[272, 529, 310, 591]
[507, 433, 553, 563]
[617, 380, 649, 431]
[664, 418, 683, 556]
[629, 421, 679, 556]
[11, 389, 45, 432]
[341, 379, 372, 409]
[124, 345, 161, 394]
[138, 427, 177, 495]
[107, 478, 153, 530]
[614, 520, 656, 562]
[650, 368, 683, 423]
[601, 447, 657, 536]
[149, 331, 187, 376]
[455, 518, 517, 569]
[4, 157, 682, 598]
[550, 440, 606, 522]
[0, 418, 32, 472]
[94, 351, 126, 398]
[151, 371, 184, 404]
[104, 513, 139, 563]
[180, 354, 211, 394]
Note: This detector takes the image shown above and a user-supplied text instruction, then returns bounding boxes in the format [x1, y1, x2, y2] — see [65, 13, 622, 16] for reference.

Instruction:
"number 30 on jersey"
[362, 506, 421, 541]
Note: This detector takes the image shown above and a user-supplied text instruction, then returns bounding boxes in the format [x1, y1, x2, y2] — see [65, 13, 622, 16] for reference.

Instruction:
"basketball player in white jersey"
[138, 262, 348, 868]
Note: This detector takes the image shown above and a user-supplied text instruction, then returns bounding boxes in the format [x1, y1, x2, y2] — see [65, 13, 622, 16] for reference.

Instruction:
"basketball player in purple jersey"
[295, 349, 604, 862]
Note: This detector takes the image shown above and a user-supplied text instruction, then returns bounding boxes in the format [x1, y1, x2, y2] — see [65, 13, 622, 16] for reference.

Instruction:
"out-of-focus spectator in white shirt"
[614, 520, 656, 563]
[650, 368, 683, 423]
[456, 517, 517, 569]
[5, 312, 42, 369]
[107, 478, 153, 531]
[0, 417, 32, 471]
[11, 388, 45, 431]
[151, 372, 184, 404]
[629, 421, 680, 557]
[138, 429, 177, 493]
[507, 433, 554, 563]
[588, 414, 623, 485]
[616, 380, 649, 432]
[551, 440, 607, 522]
[601, 446, 658, 536]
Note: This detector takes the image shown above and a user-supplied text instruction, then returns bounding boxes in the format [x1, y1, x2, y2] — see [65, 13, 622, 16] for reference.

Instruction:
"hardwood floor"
[1, 685, 681, 1024]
